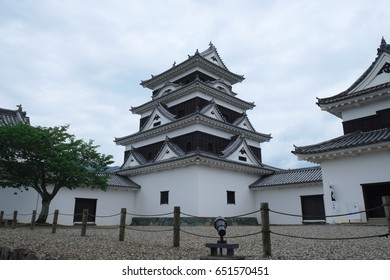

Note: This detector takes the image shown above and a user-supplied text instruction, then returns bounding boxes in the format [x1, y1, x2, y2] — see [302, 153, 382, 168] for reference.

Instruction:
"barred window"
[160, 191, 169, 205]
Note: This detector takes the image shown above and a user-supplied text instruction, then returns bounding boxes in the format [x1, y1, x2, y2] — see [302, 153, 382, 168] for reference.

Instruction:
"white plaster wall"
[320, 150, 390, 223]
[0, 187, 136, 225]
[131, 165, 259, 219]
[50, 187, 136, 225]
[195, 166, 258, 217]
[131, 167, 199, 217]
[341, 98, 390, 121]
[253, 184, 323, 224]
[0, 188, 39, 223]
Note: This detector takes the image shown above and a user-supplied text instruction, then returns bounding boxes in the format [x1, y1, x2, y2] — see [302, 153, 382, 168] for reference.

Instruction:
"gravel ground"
[1, 224, 389, 260]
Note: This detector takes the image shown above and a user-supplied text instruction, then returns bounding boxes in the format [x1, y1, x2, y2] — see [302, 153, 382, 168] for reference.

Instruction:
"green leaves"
[0, 123, 114, 223]
[0, 123, 114, 193]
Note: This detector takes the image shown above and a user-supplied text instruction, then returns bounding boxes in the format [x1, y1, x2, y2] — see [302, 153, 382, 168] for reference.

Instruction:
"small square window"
[227, 191, 235, 205]
[160, 191, 169, 205]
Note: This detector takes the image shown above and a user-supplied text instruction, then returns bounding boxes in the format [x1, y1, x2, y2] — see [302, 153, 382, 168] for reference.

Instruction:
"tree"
[0, 123, 114, 223]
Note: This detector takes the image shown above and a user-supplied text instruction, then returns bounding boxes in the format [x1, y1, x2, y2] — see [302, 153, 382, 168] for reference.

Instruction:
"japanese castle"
[2, 39, 390, 225]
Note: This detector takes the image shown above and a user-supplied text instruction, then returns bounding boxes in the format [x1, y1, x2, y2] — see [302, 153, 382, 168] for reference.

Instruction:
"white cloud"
[1, 0, 390, 168]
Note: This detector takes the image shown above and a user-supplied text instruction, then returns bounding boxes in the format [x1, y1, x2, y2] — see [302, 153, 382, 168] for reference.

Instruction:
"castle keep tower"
[115, 43, 275, 219]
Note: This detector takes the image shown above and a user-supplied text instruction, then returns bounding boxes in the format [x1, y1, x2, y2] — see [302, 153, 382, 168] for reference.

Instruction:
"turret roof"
[0, 105, 30, 126]
[317, 37, 390, 117]
[140, 43, 244, 89]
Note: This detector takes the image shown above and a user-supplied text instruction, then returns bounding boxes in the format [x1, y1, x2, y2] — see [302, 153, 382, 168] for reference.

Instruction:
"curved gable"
[122, 147, 147, 168]
[141, 103, 176, 132]
[221, 135, 261, 166]
[153, 137, 185, 162]
[200, 99, 226, 122]
[233, 113, 256, 132]
[153, 82, 182, 99]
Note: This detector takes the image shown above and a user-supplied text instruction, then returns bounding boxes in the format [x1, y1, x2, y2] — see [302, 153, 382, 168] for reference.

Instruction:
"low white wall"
[0, 187, 136, 225]
[253, 184, 324, 224]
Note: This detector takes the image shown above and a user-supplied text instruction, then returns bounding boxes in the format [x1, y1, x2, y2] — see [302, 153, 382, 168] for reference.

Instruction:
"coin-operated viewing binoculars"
[204, 216, 240, 258]
[214, 216, 227, 243]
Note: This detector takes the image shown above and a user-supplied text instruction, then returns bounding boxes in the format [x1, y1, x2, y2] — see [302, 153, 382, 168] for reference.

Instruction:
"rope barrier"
[269, 204, 384, 219]
[2, 203, 389, 258]
[226, 230, 263, 239]
[6, 203, 382, 221]
[180, 209, 261, 219]
[63, 212, 173, 218]
[180, 212, 200, 218]
[226, 209, 262, 219]
[270, 230, 389, 241]
[87, 213, 121, 218]
[15, 212, 32, 216]
[125, 226, 173, 233]
[58, 212, 77, 216]
[2, 213, 14, 217]
[180, 229, 216, 239]
[126, 211, 174, 217]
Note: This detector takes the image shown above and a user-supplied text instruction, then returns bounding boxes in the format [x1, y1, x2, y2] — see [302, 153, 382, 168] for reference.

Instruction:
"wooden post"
[52, 210, 59, 234]
[81, 209, 88, 237]
[119, 208, 127, 241]
[261, 203, 271, 257]
[12, 211, 17, 229]
[382, 196, 390, 235]
[30, 210, 36, 230]
[173, 206, 180, 247]
[0, 211, 4, 228]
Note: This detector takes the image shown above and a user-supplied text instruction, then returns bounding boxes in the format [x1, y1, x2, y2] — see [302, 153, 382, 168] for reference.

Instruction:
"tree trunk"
[36, 195, 51, 224]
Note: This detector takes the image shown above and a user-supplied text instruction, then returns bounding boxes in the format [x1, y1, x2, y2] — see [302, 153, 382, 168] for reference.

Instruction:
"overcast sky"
[1, 0, 390, 169]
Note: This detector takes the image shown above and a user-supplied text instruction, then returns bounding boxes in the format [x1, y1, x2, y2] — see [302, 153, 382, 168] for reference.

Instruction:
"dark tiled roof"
[0, 105, 30, 126]
[108, 174, 141, 189]
[115, 112, 271, 146]
[316, 82, 390, 106]
[293, 128, 390, 155]
[131, 79, 255, 115]
[140, 45, 244, 89]
[118, 150, 276, 176]
[250, 166, 322, 188]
